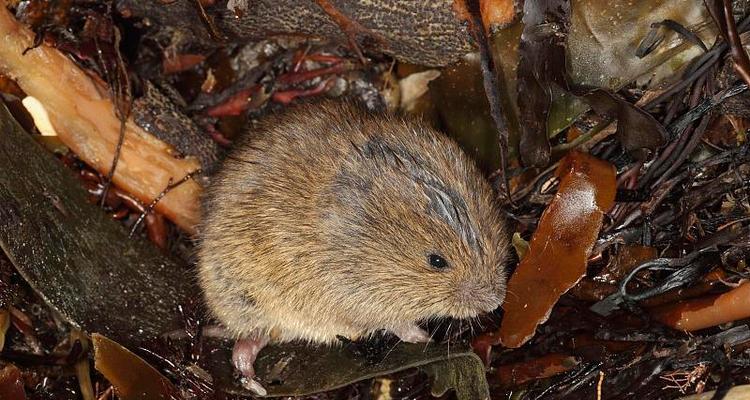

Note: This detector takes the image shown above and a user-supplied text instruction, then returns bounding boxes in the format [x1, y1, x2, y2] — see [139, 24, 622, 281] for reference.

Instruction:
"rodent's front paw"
[392, 325, 431, 343]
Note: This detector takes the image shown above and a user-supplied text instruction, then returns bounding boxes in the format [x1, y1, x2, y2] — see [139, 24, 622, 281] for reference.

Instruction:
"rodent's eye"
[428, 254, 449, 270]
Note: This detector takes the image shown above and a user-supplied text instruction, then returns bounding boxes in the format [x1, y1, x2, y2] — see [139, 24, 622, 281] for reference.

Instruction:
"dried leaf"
[399, 70, 441, 113]
[92, 333, 177, 400]
[422, 353, 489, 400]
[0, 364, 26, 400]
[705, 114, 747, 147]
[582, 90, 667, 160]
[499, 151, 616, 347]
[496, 353, 580, 387]
[471, 330, 499, 367]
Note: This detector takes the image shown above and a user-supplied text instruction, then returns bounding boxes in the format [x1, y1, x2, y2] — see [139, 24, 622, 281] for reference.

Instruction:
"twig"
[192, 0, 225, 41]
[97, 386, 113, 400]
[723, 0, 750, 87]
[532, 362, 603, 400]
[644, 50, 721, 110]
[652, 112, 712, 189]
[637, 83, 747, 191]
[129, 169, 202, 238]
[649, 72, 709, 180]
[100, 26, 132, 207]
[313, 0, 379, 64]
[674, 82, 748, 130]
[464, 0, 514, 206]
[0, 2, 202, 232]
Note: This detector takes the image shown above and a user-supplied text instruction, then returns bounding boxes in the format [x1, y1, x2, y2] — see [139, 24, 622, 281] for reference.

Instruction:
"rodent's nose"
[479, 293, 503, 313]
[457, 282, 505, 315]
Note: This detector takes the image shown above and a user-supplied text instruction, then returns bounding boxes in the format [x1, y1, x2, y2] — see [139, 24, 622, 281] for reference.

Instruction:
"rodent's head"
[321, 111, 509, 325]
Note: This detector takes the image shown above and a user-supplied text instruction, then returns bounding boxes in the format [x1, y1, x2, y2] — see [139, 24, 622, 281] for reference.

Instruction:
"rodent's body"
[198, 102, 508, 345]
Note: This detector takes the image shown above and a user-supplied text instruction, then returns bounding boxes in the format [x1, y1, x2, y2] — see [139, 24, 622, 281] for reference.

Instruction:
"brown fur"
[197, 101, 508, 344]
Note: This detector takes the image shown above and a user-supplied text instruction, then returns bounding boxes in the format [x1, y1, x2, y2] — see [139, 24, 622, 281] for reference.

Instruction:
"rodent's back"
[198, 102, 508, 343]
[199, 103, 354, 341]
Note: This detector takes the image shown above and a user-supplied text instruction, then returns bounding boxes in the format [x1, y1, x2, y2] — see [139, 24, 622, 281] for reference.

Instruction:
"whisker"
[446, 320, 453, 358]
[474, 315, 485, 331]
[424, 320, 443, 352]
[505, 288, 520, 302]
[380, 337, 403, 364]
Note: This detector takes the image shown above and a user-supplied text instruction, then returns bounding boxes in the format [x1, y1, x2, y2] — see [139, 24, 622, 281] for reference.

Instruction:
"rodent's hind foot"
[232, 334, 270, 396]
[392, 325, 431, 343]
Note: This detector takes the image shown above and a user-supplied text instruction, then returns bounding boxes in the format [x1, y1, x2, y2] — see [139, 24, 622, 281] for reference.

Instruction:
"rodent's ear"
[420, 178, 481, 255]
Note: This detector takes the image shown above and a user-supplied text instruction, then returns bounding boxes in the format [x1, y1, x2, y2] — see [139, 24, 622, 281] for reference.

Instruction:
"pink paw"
[232, 335, 270, 396]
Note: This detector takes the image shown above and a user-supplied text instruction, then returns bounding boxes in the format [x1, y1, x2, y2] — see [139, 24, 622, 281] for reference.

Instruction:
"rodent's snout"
[454, 279, 506, 318]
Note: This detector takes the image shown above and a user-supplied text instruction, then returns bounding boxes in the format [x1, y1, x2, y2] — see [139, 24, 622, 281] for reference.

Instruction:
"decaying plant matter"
[0, 3, 202, 233]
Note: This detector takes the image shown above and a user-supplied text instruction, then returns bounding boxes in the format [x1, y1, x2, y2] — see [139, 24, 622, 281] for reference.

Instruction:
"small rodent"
[197, 101, 509, 394]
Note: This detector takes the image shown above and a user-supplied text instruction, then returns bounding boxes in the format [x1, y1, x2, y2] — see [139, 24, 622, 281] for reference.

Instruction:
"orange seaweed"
[499, 151, 616, 348]
[643, 269, 728, 308]
[496, 353, 580, 386]
[453, 0, 515, 29]
[653, 280, 750, 331]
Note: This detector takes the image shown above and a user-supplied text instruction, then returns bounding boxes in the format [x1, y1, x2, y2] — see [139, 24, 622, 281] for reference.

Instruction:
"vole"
[197, 101, 509, 395]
